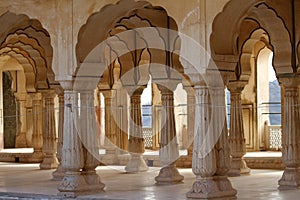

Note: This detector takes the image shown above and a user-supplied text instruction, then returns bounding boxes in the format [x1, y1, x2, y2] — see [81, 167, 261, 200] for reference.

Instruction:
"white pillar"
[125, 90, 148, 173]
[58, 84, 85, 197]
[79, 89, 105, 190]
[187, 81, 236, 199]
[40, 90, 58, 169]
[53, 90, 65, 180]
[278, 77, 300, 189]
[227, 81, 250, 176]
[155, 86, 183, 184]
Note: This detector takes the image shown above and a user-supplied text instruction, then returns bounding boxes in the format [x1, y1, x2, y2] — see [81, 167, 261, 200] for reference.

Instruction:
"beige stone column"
[79, 89, 105, 191]
[53, 91, 65, 180]
[58, 84, 85, 197]
[155, 86, 183, 184]
[125, 89, 148, 173]
[31, 93, 44, 162]
[40, 90, 58, 169]
[185, 87, 195, 157]
[227, 81, 250, 176]
[187, 82, 236, 199]
[14, 93, 27, 148]
[278, 77, 300, 189]
[101, 90, 119, 165]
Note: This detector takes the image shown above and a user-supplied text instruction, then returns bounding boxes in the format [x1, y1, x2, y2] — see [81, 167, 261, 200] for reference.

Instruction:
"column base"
[58, 171, 105, 198]
[278, 167, 300, 190]
[40, 154, 58, 170]
[228, 158, 251, 177]
[52, 164, 65, 181]
[155, 164, 184, 184]
[186, 176, 237, 199]
[100, 149, 119, 165]
[125, 154, 148, 173]
[29, 150, 44, 163]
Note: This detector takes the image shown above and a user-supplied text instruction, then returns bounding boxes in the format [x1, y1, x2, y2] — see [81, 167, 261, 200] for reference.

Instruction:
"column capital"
[278, 77, 300, 88]
[40, 89, 56, 98]
[101, 89, 116, 99]
[59, 80, 73, 91]
[227, 81, 248, 93]
[157, 85, 173, 94]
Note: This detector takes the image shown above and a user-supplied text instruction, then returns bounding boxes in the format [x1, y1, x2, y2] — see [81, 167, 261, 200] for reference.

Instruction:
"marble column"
[79, 90, 105, 191]
[58, 86, 85, 197]
[101, 90, 119, 165]
[40, 90, 58, 169]
[278, 77, 300, 190]
[125, 90, 148, 173]
[53, 91, 65, 180]
[187, 83, 236, 199]
[155, 86, 183, 184]
[227, 81, 250, 176]
[31, 93, 44, 162]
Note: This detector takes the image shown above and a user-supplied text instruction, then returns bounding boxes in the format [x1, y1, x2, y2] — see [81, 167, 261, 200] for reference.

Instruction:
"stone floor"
[0, 162, 300, 199]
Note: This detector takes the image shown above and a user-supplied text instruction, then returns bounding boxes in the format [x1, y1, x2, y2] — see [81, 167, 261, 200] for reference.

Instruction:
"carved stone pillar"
[186, 87, 195, 157]
[155, 86, 183, 184]
[79, 90, 105, 191]
[125, 90, 148, 173]
[31, 93, 44, 162]
[187, 83, 236, 199]
[40, 90, 58, 169]
[53, 91, 65, 180]
[278, 77, 300, 190]
[14, 93, 27, 148]
[101, 90, 119, 165]
[58, 84, 85, 197]
[227, 81, 250, 176]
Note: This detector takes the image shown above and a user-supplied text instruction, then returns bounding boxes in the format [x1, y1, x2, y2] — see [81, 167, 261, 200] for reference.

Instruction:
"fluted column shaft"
[14, 93, 27, 148]
[79, 90, 100, 171]
[53, 92, 65, 180]
[187, 84, 236, 199]
[125, 92, 148, 173]
[128, 93, 144, 154]
[104, 94, 117, 145]
[101, 90, 119, 165]
[40, 90, 58, 169]
[58, 90, 85, 197]
[186, 91, 195, 156]
[278, 77, 300, 189]
[31, 93, 44, 162]
[228, 82, 250, 176]
[155, 86, 183, 184]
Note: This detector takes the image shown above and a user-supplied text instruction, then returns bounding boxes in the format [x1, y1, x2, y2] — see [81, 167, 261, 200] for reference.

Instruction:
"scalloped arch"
[211, 0, 292, 75]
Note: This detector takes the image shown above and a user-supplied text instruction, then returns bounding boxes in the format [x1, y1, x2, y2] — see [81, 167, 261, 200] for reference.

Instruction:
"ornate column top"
[278, 76, 300, 88]
[227, 81, 248, 93]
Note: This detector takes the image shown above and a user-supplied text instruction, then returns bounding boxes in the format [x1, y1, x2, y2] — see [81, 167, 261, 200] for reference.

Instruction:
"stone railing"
[143, 127, 153, 149]
[265, 125, 282, 150]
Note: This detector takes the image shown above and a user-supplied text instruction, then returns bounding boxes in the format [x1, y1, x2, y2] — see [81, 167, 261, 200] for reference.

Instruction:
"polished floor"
[0, 162, 299, 199]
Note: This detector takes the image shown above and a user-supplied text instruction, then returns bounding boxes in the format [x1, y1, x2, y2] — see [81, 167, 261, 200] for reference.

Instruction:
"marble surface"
[0, 162, 299, 199]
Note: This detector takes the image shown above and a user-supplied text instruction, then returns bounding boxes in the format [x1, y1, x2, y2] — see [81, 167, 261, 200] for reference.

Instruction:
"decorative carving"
[125, 92, 148, 173]
[155, 86, 183, 184]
